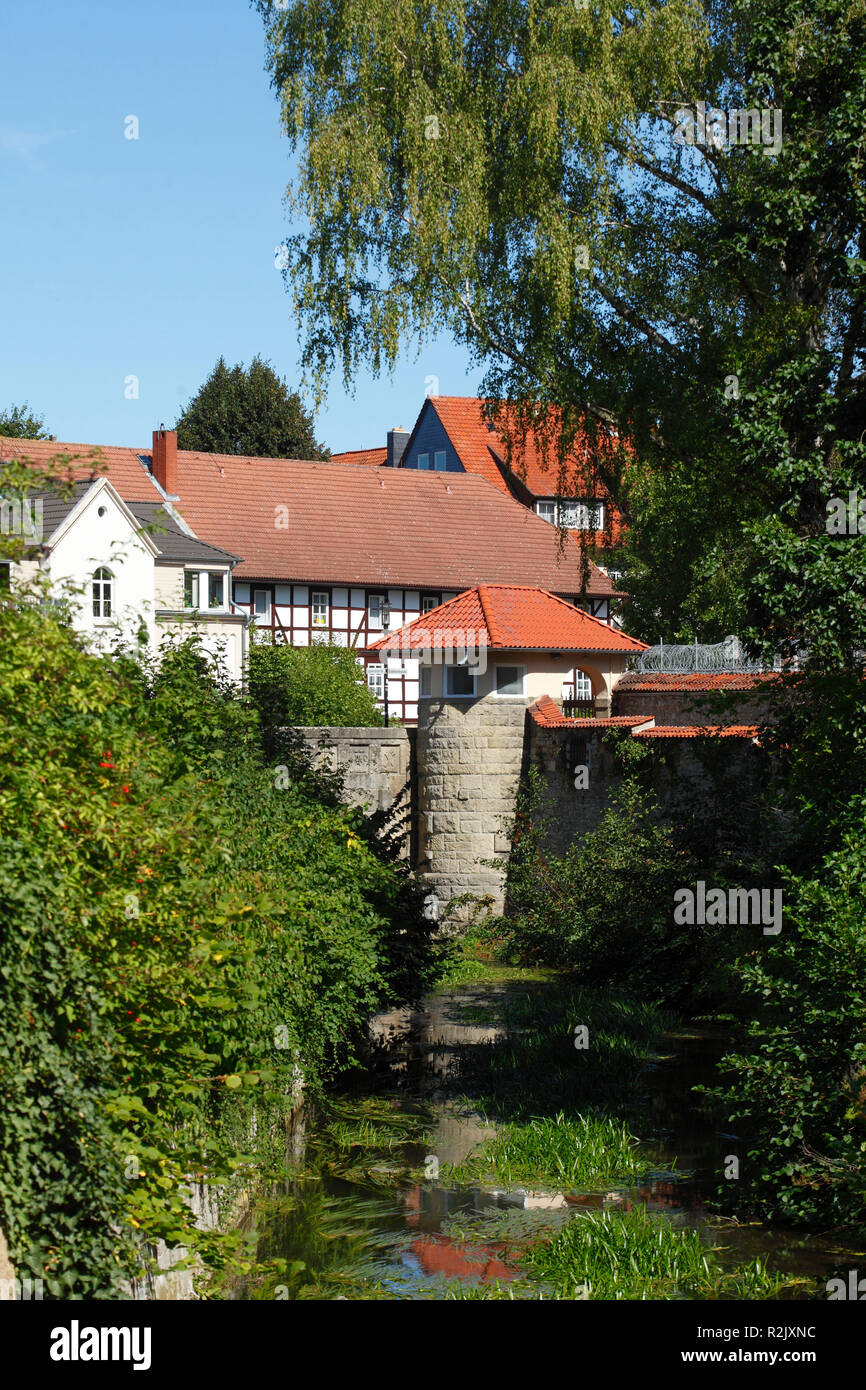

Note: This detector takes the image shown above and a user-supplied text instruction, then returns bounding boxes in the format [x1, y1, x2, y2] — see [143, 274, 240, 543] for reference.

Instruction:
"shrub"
[0, 605, 429, 1295]
[247, 639, 384, 737]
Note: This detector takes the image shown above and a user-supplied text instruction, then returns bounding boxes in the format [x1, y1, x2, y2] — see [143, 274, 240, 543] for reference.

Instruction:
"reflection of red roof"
[410, 1236, 516, 1283]
[424, 397, 624, 542]
[1, 436, 617, 592]
[329, 447, 387, 467]
[369, 585, 646, 654]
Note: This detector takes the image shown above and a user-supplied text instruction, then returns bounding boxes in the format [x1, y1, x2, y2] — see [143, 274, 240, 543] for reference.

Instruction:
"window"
[366, 664, 384, 700]
[433, 450, 447, 471]
[559, 502, 591, 530]
[573, 670, 593, 700]
[368, 594, 385, 627]
[92, 566, 113, 618]
[0, 562, 9, 592]
[311, 591, 329, 627]
[420, 666, 432, 697]
[253, 589, 271, 623]
[495, 664, 526, 696]
[184, 571, 199, 609]
[208, 573, 224, 609]
[537, 500, 604, 530]
[417, 452, 430, 470]
[421, 594, 440, 614]
[445, 665, 476, 697]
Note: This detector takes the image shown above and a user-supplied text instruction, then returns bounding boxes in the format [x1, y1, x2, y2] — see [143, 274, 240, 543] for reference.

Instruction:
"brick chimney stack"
[152, 427, 178, 496]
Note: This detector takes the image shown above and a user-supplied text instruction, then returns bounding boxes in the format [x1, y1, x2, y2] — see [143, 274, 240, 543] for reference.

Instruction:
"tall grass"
[444, 1112, 660, 1189]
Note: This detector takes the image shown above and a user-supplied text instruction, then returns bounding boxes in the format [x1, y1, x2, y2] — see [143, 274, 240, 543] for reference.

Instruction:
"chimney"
[386, 427, 409, 468]
[152, 427, 178, 495]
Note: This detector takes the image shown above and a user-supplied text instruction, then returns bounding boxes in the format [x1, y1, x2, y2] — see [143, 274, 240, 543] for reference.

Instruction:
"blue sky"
[0, 0, 478, 452]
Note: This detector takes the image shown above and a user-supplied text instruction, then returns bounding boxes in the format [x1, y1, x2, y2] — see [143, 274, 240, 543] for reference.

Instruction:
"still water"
[237, 976, 858, 1299]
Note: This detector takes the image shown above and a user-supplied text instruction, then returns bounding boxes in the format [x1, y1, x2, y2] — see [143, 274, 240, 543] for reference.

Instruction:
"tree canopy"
[0, 401, 51, 439]
[258, 0, 866, 651]
[175, 355, 329, 459]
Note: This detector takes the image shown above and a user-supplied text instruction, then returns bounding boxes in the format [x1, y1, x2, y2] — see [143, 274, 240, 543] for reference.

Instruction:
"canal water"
[238, 974, 856, 1299]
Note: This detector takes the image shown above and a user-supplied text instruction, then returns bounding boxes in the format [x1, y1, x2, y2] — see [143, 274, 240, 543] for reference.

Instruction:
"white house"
[0, 475, 250, 681]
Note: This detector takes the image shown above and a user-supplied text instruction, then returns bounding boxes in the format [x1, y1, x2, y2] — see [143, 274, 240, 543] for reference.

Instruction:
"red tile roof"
[0, 436, 615, 593]
[616, 672, 775, 692]
[369, 584, 645, 654]
[529, 695, 655, 729]
[0, 436, 162, 500]
[329, 447, 387, 467]
[423, 397, 624, 542]
[634, 725, 760, 739]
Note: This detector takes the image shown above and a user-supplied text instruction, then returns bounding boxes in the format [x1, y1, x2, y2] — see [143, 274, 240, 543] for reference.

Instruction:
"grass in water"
[441, 1207, 819, 1301]
[444, 1111, 668, 1189]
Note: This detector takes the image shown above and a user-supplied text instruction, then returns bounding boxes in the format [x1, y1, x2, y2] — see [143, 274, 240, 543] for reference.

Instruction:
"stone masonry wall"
[290, 726, 416, 858]
[415, 695, 531, 916]
[612, 686, 774, 727]
[528, 721, 773, 862]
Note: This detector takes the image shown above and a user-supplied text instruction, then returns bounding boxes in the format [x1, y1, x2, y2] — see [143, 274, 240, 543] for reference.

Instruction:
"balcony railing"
[561, 699, 596, 719]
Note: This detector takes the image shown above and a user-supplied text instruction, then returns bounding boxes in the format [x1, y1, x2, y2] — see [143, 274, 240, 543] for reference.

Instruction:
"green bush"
[0, 603, 430, 1296]
[497, 769, 711, 1006]
[247, 639, 384, 737]
[707, 795, 866, 1229]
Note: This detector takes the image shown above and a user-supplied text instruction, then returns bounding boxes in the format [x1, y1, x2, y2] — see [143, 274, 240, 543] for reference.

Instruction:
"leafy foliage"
[0, 401, 51, 440]
[707, 799, 866, 1228]
[175, 355, 328, 459]
[0, 597, 429, 1296]
[247, 638, 384, 735]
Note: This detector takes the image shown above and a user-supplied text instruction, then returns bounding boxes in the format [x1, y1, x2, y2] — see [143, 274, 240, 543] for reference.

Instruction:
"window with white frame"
[574, 669, 593, 700]
[208, 573, 224, 609]
[311, 590, 329, 627]
[184, 571, 199, 608]
[253, 589, 271, 623]
[434, 450, 446, 470]
[368, 593, 385, 627]
[445, 665, 476, 697]
[366, 664, 384, 700]
[536, 500, 604, 530]
[421, 594, 440, 614]
[92, 566, 113, 618]
[417, 452, 430, 470]
[495, 664, 526, 696]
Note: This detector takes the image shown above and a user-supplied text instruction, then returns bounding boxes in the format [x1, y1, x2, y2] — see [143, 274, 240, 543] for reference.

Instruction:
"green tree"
[175, 355, 329, 459]
[248, 639, 384, 737]
[0, 402, 50, 439]
[257, 0, 865, 643]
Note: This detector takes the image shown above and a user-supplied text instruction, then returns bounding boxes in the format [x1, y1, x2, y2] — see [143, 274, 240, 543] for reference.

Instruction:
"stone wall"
[527, 720, 774, 861]
[415, 695, 531, 916]
[612, 680, 775, 727]
[291, 725, 416, 858]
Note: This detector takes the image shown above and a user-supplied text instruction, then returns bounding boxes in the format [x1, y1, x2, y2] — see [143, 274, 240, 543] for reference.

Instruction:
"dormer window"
[536, 500, 604, 530]
[92, 567, 113, 618]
